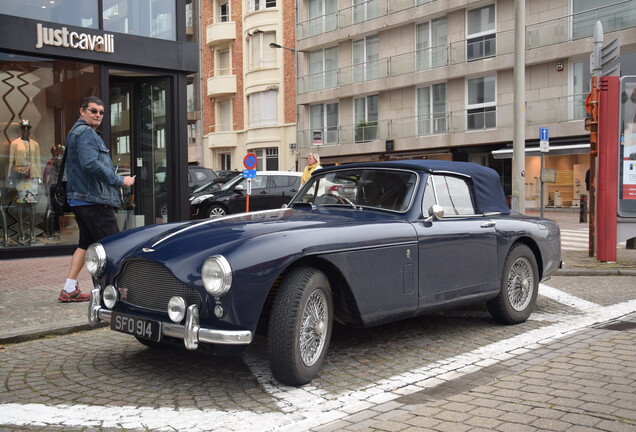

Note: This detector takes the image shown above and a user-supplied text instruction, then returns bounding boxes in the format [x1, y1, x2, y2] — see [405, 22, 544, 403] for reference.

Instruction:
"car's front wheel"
[267, 267, 333, 386]
[206, 204, 227, 218]
[488, 243, 538, 324]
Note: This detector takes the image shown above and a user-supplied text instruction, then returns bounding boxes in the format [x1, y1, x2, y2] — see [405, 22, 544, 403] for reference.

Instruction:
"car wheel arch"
[507, 237, 544, 280]
[257, 256, 364, 333]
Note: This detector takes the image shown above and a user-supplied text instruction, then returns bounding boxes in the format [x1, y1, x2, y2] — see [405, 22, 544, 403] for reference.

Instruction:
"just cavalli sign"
[34, 23, 114, 54]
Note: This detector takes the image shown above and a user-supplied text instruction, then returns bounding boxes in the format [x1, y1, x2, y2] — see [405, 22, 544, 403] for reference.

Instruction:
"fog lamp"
[168, 296, 187, 323]
[103, 285, 118, 309]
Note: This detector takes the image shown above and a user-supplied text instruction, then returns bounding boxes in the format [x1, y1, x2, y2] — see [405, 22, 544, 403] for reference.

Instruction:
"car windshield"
[291, 168, 417, 212]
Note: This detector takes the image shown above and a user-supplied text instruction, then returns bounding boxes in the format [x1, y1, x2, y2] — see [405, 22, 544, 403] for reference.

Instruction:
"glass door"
[110, 76, 170, 229]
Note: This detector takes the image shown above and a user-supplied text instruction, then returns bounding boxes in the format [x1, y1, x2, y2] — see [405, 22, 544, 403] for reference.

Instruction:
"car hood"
[100, 207, 416, 276]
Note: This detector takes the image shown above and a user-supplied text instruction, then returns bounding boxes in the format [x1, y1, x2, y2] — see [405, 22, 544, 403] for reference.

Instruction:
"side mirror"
[234, 184, 245, 192]
[424, 204, 444, 223]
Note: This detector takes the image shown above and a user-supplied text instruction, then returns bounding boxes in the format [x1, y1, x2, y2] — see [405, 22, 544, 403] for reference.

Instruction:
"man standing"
[58, 96, 135, 302]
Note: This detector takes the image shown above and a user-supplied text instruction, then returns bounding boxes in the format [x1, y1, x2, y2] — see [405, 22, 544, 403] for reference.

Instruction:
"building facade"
[0, 0, 199, 259]
[202, 0, 299, 173]
[294, 0, 636, 208]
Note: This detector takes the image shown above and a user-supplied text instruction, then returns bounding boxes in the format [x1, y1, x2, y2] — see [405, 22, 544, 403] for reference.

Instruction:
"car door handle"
[259, 191, 268, 195]
[481, 222, 496, 228]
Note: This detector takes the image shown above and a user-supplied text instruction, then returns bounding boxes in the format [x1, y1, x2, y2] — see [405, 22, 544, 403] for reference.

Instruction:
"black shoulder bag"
[51, 148, 71, 215]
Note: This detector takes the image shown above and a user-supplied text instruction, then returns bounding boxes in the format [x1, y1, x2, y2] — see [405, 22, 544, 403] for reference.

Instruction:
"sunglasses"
[85, 108, 105, 116]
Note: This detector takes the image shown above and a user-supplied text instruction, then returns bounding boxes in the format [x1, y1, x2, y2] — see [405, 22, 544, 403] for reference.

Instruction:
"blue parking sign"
[242, 169, 256, 178]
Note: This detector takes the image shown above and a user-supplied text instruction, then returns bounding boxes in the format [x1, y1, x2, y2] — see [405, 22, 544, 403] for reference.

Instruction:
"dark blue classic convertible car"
[87, 160, 561, 386]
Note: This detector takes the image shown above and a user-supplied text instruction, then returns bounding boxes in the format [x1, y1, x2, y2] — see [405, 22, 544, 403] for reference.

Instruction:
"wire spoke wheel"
[507, 256, 534, 312]
[299, 290, 328, 367]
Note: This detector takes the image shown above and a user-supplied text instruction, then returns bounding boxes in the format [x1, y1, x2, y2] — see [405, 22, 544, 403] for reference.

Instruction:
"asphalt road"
[1, 275, 636, 432]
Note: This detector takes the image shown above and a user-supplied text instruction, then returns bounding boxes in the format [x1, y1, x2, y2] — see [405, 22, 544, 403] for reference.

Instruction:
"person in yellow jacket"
[301, 153, 322, 184]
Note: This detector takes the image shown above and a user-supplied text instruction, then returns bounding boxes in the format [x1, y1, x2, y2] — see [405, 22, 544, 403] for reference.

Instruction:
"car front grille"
[116, 260, 202, 312]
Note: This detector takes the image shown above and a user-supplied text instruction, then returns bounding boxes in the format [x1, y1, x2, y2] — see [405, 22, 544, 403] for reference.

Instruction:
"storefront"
[0, 1, 198, 259]
[492, 142, 591, 210]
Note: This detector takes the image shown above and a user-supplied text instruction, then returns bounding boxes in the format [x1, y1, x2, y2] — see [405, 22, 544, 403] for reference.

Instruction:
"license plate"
[111, 312, 161, 342]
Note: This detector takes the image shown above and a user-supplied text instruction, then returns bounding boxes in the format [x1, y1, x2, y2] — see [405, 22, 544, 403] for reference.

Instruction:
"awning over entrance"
[491, 143, 590, 159]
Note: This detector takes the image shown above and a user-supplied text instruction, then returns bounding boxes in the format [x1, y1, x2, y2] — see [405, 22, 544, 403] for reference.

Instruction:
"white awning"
[491, 143, 590, 159]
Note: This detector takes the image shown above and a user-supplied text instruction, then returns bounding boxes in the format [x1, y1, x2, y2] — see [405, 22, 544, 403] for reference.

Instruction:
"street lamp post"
[270, 42, 300, 171]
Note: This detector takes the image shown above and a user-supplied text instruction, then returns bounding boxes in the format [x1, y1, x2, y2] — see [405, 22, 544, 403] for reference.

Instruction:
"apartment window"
[249, 32, 276, 69]
[573, 0, 636, 39]
[416, 17, 447, 71]
[467, 75, 496, 130]
[353, 0, 379, 24]
[217, 49, 231, 75]
[417, 83, 447, 136]
[308, 47, 338, 91]
[352, 34, 379, 83]
[250, 148, 279, 170]
[249, 0, 276, 12]
[220, 153, 232, 170]
[249, 90, 278, 127]
[310, 103, 339, 145]
[218, 0, 229, 22]
[354, 95, 379, 142]
[467, 4, 495, 61]
[308, 0, 337, 36]
[217, 99, 232, 131]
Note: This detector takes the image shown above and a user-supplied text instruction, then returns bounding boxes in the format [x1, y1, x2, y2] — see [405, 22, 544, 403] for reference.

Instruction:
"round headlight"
[168, 296, 187, 323]
[202, 255, 232, 297]
[103, 285, 118, 309]
[85, 243, 106, 277]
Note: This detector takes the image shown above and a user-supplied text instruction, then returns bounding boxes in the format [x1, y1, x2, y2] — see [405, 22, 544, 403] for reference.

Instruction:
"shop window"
[0, 0, 99, 28]
[0, 54, 100, 248]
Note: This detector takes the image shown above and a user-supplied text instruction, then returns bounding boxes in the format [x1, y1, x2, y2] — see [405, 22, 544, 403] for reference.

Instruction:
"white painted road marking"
[3, 284, 636, 432]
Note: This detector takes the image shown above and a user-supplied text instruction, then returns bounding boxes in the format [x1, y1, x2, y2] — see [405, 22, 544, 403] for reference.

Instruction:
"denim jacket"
[65, 119, 123, 207]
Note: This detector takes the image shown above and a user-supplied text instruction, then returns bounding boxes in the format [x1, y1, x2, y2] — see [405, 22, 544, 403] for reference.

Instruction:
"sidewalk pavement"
[0, 209, 634, 345]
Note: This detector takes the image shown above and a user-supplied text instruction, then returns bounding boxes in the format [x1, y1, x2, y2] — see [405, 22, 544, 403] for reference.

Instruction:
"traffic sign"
[243, 153, 257, 170]
[540, 140, 550, 153]
[242, 169, 256, 178]
[539, 127, 549, 142]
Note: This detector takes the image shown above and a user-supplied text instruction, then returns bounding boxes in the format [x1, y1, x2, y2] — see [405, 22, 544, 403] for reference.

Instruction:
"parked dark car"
[156, 165, 220, 219]
[189, 171, 301, 218]
[87, 160, 561, 386]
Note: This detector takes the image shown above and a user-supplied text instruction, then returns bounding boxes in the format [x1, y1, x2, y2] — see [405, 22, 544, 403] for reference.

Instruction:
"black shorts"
[72, 205, 119, 250]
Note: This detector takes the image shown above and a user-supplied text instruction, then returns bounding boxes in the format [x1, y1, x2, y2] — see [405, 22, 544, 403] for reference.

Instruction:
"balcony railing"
[297, 98, 587, 148]
[526, 94, 588, 125]
[297, 0, 438, 39]
[526, 0, 635, 48]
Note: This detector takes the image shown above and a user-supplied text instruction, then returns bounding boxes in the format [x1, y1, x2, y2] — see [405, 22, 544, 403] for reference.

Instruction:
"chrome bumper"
[88, 288, 252, 349]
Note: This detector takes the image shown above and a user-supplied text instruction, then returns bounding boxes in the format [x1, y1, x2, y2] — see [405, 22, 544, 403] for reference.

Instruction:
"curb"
[555, 268, 636, 276]
[0, 322, 107, 345]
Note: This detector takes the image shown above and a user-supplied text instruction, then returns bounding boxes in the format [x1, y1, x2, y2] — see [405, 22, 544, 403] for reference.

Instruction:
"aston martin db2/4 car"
[87, 160, 561, 386]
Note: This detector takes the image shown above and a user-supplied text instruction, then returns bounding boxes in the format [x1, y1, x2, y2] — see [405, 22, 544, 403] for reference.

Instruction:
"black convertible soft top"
[316, 159, 511, 215]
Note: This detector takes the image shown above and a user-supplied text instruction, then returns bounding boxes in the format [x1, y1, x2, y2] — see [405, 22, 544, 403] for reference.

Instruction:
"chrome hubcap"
[300, 290, 328, 367]
[507, 257, 533, 311]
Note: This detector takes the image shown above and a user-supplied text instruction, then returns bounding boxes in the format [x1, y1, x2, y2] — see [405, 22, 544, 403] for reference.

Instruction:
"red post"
[596, 76, 620, 261]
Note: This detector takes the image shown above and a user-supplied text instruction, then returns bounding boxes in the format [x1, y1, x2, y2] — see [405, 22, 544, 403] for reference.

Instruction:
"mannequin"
[8, 119, 41, 245]
[0, 184, 8, 246]
[43, 144, 64, 240]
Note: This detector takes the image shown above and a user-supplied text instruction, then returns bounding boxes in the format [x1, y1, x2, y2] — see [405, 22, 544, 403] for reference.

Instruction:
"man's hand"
[122, 176, 135, 187]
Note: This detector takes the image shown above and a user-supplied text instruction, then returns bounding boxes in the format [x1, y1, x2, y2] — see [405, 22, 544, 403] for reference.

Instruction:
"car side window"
[430, 175, 476, 216]
[422, 175, 435, 214]
[252, 175, 268, 189]
[271, 175, 294, 188]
